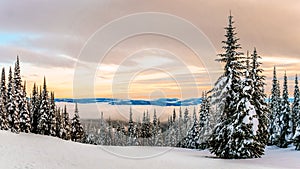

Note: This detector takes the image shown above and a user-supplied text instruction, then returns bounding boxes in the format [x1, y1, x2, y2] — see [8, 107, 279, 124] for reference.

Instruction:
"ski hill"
[0, 130, 299, 169]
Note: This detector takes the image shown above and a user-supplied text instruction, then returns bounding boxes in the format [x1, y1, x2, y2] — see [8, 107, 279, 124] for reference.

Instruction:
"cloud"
[0, 0, 299, 98]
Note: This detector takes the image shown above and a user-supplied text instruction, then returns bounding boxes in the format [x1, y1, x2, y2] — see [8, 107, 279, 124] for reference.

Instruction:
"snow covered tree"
[293, 121, 300, 150]
[0, 68, 9, 130]
[292, 74, 300, 135]
[0, 95, 8, 130]
[151, 109, 163, 146]
[48, 92, 57, 136]
[0, 68, 7, 104]
[19, 82, 31, 133]
[114, 123, 126, 146]
[106, 117, 113, 145]
[55, 107, 62, 138]
[61, 105, 71, 140]
[172, 108, 176, 123]
[183, 108, 190, 135]
[12, 56, 22, 133]
[127, 107, 137, 145]
[276, 72, 293, 148]
[7, 67, 20, 133]
[85, 119, 97, 145]
[249, 48, 269, 146]
[165, 123, 177, 147]
[71, 103, 85, 142]
[176, 107, 184, 146]
[182, 107, 200, 149]
[96, 112, 107, 145]
[140, 111, 151, 145]
[37, 77, 49, 135]
[209, 14, 265, 159]
[198, 92, 210, 149]
[30, 83, 40, 133]
[268, 66, 281, 145]
[192, 107, 197, 123]
[209, 13, 244, 158]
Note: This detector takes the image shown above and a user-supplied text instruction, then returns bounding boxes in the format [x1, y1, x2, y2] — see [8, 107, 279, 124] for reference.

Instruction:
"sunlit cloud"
[0, 1, 299, 98]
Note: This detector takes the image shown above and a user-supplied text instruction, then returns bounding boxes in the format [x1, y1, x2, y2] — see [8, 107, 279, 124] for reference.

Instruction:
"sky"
[0, 0, 299, 99]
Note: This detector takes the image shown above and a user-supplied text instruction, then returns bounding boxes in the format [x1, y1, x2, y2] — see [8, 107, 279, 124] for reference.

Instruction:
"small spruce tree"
[71, 103, 85, 142]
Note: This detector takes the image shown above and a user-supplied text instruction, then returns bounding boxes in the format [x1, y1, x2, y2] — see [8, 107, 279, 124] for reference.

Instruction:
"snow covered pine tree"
[292, 75, 300, 136]
[268, 66, 281, 145]
[7, 67, 20, 133]
[71, 103, 85, 142]
[276, 72, 293, 148]
[37, 77, 50, 135]
[0, 68, 9, 130]
[249, 49, 269, 149]
[209, 14, 266, 158]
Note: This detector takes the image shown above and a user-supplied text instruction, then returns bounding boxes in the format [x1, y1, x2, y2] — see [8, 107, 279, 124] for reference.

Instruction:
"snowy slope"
[0, 131, 299, 169]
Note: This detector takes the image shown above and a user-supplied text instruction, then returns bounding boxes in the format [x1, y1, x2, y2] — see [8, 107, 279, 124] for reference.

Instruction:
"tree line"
[84, 93, 211, 148]
[0, 56, 85, 142]
[269, 67, 300, 150]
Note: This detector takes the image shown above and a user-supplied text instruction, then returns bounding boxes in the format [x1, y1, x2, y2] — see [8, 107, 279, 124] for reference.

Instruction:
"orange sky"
[0, 0, 299, 99]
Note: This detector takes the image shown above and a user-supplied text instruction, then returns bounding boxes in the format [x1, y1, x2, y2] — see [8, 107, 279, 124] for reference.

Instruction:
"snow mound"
[0, 131, 299, 169]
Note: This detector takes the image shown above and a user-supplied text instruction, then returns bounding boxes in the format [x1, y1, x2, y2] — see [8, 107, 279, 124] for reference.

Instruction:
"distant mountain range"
[55, 97, 296, 106]
[54, 98, 203, 106]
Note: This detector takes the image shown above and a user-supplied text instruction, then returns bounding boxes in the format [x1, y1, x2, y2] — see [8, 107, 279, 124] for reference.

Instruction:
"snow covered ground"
[0, 130, 299, 169]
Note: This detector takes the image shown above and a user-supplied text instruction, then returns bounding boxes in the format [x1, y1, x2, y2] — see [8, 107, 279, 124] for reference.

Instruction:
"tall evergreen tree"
[13, 56, 22, 133]
[209, 14, 265, 159]
[48, 92, 57, 136]
[209, 13, 244, 158]
[172, 108, 176, 123]
[177, 107, 184, 146]
[249, 48, 269, 147]
[0, 94, 8, 130]
[7, 67, 20, 133]
[0, 68, 9, 130]
[37, 77, 49, 135]
[30, 83, 40, 133]
[127, 107, 137, 145]
[61, 105, 71, 140]
[55, 107, 62, 138]
[0, 68, 7, 104]
[19, 82, 31, 133]
[140, 110, 151, 145]
[97, 112, 108, 145]
[71, 103, 85, 142]
[151, 109, 163, 146]
[106, 117, 113, 145]
[292, 74, 300, 135]
[268, 66, 281, 145]
[276, 72, 293, 148]
[183, 108, 190, 135]
[182, 107, 200, 149]
[198, 92, 210, 149]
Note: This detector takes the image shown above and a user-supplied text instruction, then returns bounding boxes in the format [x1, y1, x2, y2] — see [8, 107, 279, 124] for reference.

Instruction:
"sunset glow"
[0, 0, 299, 98]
